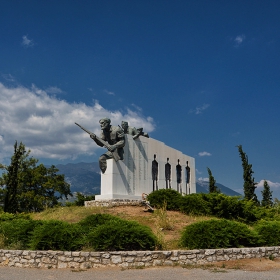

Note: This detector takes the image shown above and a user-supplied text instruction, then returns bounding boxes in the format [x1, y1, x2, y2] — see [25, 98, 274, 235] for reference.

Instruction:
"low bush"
[180, 219, 260, 249]
[180, 194, 211, 215]
[29, 220, 84, 251]
[0, 212, 31, 221]
[78, 213, 122, 231]
[147, 189, 182, 210]
[87, 219, 158, 251]
[254, 220, 280, 246]
[0, 219, 42, 249]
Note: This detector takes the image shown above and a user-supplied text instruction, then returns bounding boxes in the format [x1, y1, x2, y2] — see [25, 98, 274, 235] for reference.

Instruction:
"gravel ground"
[1, 265, 280, 280]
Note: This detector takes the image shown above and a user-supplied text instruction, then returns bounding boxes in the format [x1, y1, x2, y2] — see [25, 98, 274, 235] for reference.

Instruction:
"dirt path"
[1, 259, 280, 280]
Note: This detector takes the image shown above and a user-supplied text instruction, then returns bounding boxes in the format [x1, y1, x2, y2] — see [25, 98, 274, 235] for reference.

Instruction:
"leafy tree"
[207, 167, 219, 193]
[237, 145, 259, 204]
[261, 180, 273, 207]
[0, 141, 72, 213]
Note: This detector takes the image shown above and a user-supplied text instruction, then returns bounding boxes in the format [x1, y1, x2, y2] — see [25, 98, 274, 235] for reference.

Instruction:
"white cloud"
[198, 151, 212, 157]
[0, 83, 155, 162]
[104, 89, 115, 95]
[197, 177, 209, 182]
[256, 180, 280, 189]
[189, 104, 210, 115]
[234, 35, 245, 46]
[22, 35, 34, 48]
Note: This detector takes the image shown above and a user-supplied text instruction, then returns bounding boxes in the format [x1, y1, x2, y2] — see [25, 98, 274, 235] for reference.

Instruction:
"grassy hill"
[31, 205, 211, 250]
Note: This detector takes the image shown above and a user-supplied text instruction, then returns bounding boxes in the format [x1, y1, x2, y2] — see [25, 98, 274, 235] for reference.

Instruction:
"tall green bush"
[180, 219, 259, 249]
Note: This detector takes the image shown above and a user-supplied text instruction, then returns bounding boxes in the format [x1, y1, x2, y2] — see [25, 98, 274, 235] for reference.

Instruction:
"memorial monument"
[75, 119, 196, 201]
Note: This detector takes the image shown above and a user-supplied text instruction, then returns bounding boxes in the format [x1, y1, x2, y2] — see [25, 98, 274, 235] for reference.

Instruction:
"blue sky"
[1, 0, 280, 197]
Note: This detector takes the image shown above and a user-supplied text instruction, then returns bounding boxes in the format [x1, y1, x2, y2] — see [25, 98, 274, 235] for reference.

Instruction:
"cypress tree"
[3, 141, 25, 213]
[261, 180, 273, 207]
[207, 167, 219, 193]
[237, 145, 259, 204]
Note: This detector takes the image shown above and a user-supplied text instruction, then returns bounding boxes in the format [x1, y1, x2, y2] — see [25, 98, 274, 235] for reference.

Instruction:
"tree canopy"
[0, 141, 72, 213]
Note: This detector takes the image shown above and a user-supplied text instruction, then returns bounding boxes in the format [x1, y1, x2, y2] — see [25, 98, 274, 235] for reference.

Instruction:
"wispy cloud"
[2, 74, 16, 82]
[234, 34, 246, 47]
[0, 83, 155, 162]
[104, 89, 115, 95]
[198, 151, 212, 157]
[22, 35, 34, 48]
[189, 104, 210, 114]
[45, 86, 64, 94]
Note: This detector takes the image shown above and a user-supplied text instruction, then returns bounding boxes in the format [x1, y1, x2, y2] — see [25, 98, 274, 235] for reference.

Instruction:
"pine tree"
[237, 145, 259, 204]
[207, 167, 219, 193]
[261, 180, 273, 207]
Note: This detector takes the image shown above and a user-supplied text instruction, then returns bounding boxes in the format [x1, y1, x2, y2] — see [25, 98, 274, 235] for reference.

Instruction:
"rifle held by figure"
[75, 122, 120, 162]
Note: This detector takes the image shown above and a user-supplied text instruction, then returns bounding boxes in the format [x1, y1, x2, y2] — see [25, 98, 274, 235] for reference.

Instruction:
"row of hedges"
[0, 213, 158, 251]
[1, 212, 280, 251]
[148, 189, 277, 223]
[180, 219, 280, 249]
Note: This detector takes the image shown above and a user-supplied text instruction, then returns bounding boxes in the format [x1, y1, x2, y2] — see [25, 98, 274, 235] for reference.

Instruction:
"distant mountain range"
[57, 162, 241, 196]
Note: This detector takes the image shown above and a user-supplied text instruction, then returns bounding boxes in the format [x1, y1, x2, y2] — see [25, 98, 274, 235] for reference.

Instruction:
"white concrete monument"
[95, 135, 196, 200]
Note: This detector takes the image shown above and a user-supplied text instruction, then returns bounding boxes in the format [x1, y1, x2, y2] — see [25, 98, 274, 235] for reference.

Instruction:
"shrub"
[87, 219, 157, 251]
[180, 194, 211, 216]
[180, 219, 260, 249]
[29, 220, 84, 251]
[78, 214, 122, 231]
[148, 189, 182, 210]
[0, 219, 42, 249]
[254, 220, 280, 246]
[0, 212, 31, 221]
[74, 192, 95, 206]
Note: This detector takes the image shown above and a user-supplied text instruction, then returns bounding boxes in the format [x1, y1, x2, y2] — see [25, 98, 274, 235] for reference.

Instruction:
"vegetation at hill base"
[0, 189, 279, 251]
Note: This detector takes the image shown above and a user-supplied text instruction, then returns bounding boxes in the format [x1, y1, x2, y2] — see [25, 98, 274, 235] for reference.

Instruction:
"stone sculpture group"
[76, 118, 195, 200]
[76, 118, 149, 173]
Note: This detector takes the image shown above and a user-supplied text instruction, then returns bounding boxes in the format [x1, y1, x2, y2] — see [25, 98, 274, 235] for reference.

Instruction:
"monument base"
[95, 194, 142, 200]
[85, 199, 144, 207]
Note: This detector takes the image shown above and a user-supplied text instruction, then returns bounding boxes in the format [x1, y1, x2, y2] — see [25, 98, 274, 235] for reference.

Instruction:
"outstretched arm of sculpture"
[75, 122, 120, 161]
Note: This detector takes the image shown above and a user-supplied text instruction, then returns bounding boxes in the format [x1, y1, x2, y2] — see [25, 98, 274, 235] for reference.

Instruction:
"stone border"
[85, 199, 143, 208]
[0, 247, 279, 269]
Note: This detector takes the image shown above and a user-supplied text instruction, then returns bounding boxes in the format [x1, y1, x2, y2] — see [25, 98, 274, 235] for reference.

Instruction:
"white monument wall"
[95, 135, 196, 200]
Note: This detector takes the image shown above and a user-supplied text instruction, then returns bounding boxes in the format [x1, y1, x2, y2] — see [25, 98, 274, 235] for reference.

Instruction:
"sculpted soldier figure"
[121, 121, 149, 139]
[91, 118, 125, 173]
[75, 118, 125, 174]
[185, 161, 191, 194]
[176, 159, 182, 194]
[165, 158, 171, 189]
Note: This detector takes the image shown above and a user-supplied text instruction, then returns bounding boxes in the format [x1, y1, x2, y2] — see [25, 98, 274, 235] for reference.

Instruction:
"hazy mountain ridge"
[57, 162, 241, 196]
